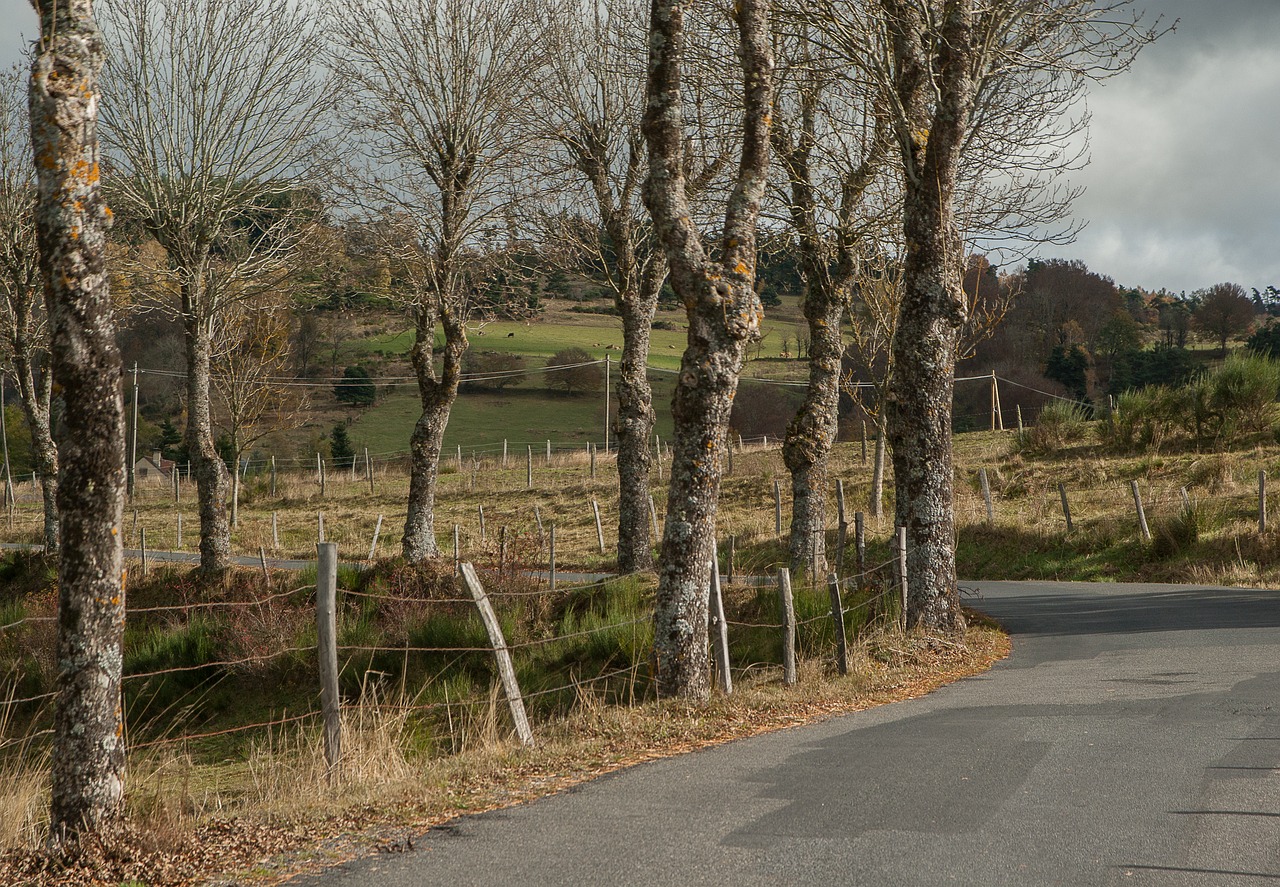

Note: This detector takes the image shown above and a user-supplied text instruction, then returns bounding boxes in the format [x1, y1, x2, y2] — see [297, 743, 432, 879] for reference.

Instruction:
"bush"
[545, 347, 603, 395]
[1206, 353, 1280, 441]
[1100, 386, 1183, 452]
[334, 365, 377, 406]
[462, 351, 527, 390]
[1018, 400, 1091, 454]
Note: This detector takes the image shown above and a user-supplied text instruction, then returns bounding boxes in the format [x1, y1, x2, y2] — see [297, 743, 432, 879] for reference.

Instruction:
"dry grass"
[0, 617, 1006, 886]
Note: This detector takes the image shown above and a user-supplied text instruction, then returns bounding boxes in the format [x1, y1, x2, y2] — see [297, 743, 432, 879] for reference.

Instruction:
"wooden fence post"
[176, 513, 183, 550]
[1180, 486, 1192, 514]
[453, 523, 460, 574]
[1056, 483, 1073, 533]
[649, 494, 660, 538]
[592, 499, 605, 554]
[860, 420, 867, 465]
[369, 514, 383, 560]
[1261, 470, 1268, 534]
[549, 524, 556, 592]
[590, 443, 596, 479]
[828, 573, 848, 677]
[774, 479, 783, 538]
[460, 563, 534, 747]
[527, 445, 533, 489]
[259, 545, 270, 584]
[546, 439, 551, 464]
[855, 512, 866, 584]
[502, 439, 508, 469]
[140, 527, 148, 576]
[710, 541, 732, 695]
[1130, 480, 1151, 541]
[365, 449, 374, 495]
[478, 504, 486, 541]
[777, 568, 797, 687]
[534, 503, 544, 540]
[317, 512, 325, 543]
[896, 526, 908, 631]
[271, 511, 278, 550]
[270, 455, 277, 497]
[726, 534, 736, 585]
[979, 468, 994, 525]
[498, 525, 507, 578]
[316, 542, 342, 774]
[835, 479, 847, 573]
[1016, 404, 1024, 434]
[319, 457, 326, 498]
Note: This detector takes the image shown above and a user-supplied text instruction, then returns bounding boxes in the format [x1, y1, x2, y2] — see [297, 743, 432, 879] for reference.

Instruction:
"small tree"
[545, 347, 603, 395]
[1195, 282, 1255, 356]
[334, 365, 377, 406]
[461, 350, 527, 390]
[330, 423, 355, 469]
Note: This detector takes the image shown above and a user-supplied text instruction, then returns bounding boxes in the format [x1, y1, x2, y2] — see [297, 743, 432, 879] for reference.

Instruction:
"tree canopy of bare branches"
[329, 0, 541, 562]
[97, 0, 331, 575]
[0, 64, 58, 550]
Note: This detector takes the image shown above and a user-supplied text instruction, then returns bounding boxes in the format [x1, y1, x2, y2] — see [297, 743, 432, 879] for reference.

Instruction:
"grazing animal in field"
[507, 332, 515, 337]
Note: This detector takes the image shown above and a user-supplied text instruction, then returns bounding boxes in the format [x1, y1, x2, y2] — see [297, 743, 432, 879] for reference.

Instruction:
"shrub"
[334, 365, 377, 406]
[545, 347, 603, 395]
[462, 351, 527, 390]
[1018, 400, 1090, 454]
[1206, 353, 1280, 442]
[1100, 386, 1183, 452]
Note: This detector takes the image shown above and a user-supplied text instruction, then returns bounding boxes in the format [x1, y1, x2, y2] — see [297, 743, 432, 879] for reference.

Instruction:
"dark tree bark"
[29, 0, 128, 844]
[182, 300, 232, 576]
[774, 69, 887, 577]
[643, 0, 774, 699]
[881, 0, 976, 633]
[614, 257, 663, 572]
[402, 303, 465, 561]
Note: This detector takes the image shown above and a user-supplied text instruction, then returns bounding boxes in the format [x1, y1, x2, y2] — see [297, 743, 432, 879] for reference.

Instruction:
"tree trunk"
[184, 312, 231, 576]
[882, 0, 975, 634]
[29, 0, 127, 843]
[614, 261, 662, 573]
[783, 290, 843, 577]
[402, 305, 463, 562]
[643, 0, 773, 700]
[871, 416, 886, 518]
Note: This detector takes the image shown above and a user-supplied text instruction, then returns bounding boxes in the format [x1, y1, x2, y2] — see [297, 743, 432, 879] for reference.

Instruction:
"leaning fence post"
[835, 479, 847, 573]
[777, 567, 797, 687]
[460, 562, 534, 747]
[979, 468, 994, 525]
[368, 514, 383, 561]
[1130, 480, 1151, 541]
[710, 541, 733, 695]
[649, 494, 660, 538]
[478, 503, 486, 541]
[1058, 483, 1074, 533]
[592, 499, 605, 554]
[896, 526, 908, 631]
[1180, 486, 1192, 514]
[316, 542, 342, 774]
[827, 572, 849, 677]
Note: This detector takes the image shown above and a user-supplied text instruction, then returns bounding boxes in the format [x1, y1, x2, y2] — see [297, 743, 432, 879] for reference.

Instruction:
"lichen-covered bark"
[29, 0, 127, 843]
[183, 305, 231, 577]
[644, 0, 773, 699]
[782, 294, 842, 576]
[402, 303, 464, 562]
[882, 0, 975, 634]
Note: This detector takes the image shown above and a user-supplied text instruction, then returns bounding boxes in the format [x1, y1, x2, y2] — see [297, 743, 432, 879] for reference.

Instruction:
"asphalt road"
[295, 580, 1280, 886]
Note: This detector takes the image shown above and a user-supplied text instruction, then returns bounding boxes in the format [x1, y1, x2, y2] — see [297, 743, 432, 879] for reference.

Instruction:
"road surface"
[295, 580, 1280, 885]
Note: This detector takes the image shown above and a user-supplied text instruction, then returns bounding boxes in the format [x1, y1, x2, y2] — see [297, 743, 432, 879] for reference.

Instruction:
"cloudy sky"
[2, 0, 1276, 295]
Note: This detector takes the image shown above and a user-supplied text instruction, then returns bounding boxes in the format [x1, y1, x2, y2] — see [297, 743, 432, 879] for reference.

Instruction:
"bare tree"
[29, 0, 127, 844]
[211, 289, 305, 526]
[864, 0, 1160, 631]
[769, 24, 893, 574]
[329, 0, 539, 563]
[0, 65, 57, 550]
[644, 0, 775, 699]
[97, 0, 330, 576]
[535, 0, 666, 573]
